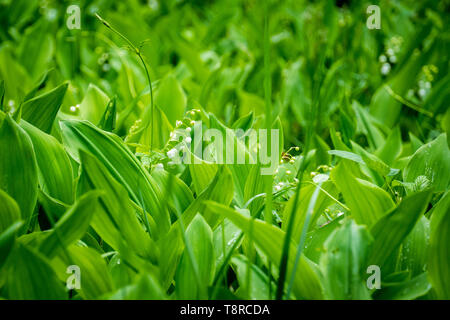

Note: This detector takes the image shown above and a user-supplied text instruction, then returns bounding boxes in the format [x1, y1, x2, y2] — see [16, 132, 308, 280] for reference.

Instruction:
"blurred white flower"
[418, 88, 427, 98]
[381, 63, 391, 75]
[167, 148, 178, 159]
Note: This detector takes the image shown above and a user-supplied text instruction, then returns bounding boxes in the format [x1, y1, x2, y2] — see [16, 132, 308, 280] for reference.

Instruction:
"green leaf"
[331, 162, 394, 227]
[0, 114, 38, 227]
[428, 192, 450, 299]
[319, 219, 372, 300]
[39, 190, 102, 258]
[231, 254, 274, 300]
[368, 189, 433, 268]
[0, 221, 24, 270]
[23, 69, 52, 101]
[206, 202, 324, 299]
[370, 36, 434, 127]
[232, 112, 254, 132]
[283, 181, 338, 241]
[98, 97, 117, 132]
[155, 74, 186, 126]
[304, 216, 345, 264]
[0, 189, 21, 233]
[106, 273, 166, 300]
[375, 127, 402, 166]
[159, 166, 234, 289]
[403, 134, 450, 193]
[60, 119, 170, 238]
[21, 83, 68, 133]
[151, 169, 194, 216]
[138, 104, 173, 150]
[189, 155, 218, 195]
[51, 245, 113, 300]
[78, 84, 109, 125]
[398, 216, 430, 277]
[175, 214, 215, 299]
[5, 243, 66, 299]
[37, 190, 70, 221]
[18, 19, 54, 80]
[20, 120, 74, 204]
[78, 150, 158, 262]
[374, 273, 431, 300]
[243, 164, 267, 215]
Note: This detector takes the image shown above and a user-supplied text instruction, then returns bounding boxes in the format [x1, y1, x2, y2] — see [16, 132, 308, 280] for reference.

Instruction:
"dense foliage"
[0, 0, 449, 300]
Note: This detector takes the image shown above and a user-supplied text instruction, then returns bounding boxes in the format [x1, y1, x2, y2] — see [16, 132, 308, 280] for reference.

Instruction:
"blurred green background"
[0, 0, 448, 150]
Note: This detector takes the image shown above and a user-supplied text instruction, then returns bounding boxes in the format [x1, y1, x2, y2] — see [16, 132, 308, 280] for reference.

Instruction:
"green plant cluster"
[0, 0, 449, 300]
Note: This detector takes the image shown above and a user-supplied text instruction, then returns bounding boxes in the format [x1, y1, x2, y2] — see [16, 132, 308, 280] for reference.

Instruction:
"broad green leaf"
[352, 101, 384, 149]
[159, 167, 233, 289]
[78, 151, 158, 262]
[231, 254, 275, 300]
[0, 221, 24, 270]
[428, 192, 450, 299]
[106, 274, 166, 300]
[39, 190, 102, 258]
[20, 120, 74, 204]
[18, 19, 54, 80]
[151, 169, 194, 216]
[189, 154, 218, 195]
[370, 37, 434, 127]
[5, 243, 66, 299]
[374, 273, 431, 300]
[175, 214, 215, 299]
[304, 216, 345, 264]
[23, 69, 52, 102]
[155, 74, 186, 126]
[98, 97, 117, 132]
[213, 217, 242, 269]
[206, 202, 324, 300]
[320, 220, 372, 300]
[403, 134, 450, 193]
[209, 114, 255, 205]
[398, 216, 429, 277]
[331, 162, 394, 227]
[60, 119, 170, 237]
[138, 104, 173, 150]
[430, 191, 450, 235]
[0, 189, 20, 233]
[38, 190, 70, 221]
[375, 127, 402, 166]
[283, 181, 338, 241]
[0, 114, 38, 227]
[368, 189, 433, 268]
[0, 46, 32, 100]
[78, 84, 109, 125]
[51, 245, 113, 300]
[243, 164, 267, 215]
[22, 83, 68, 133]
[232, 112, 254, 132]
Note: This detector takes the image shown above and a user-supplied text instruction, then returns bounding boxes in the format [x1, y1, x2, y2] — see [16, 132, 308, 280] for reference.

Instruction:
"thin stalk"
[263, 0, 273, 226]
[263, 2, 274, 299]
[286, 183, 322, 298]
[275, 49, 327, 300]
[95, 14, 154, 149]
